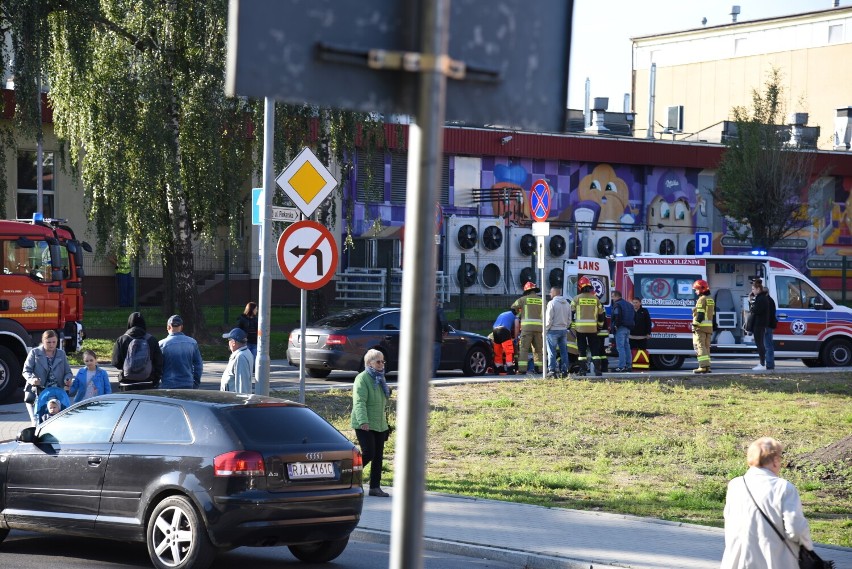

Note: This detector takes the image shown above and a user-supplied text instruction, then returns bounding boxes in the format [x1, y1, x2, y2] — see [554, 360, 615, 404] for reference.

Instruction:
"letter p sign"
[696, 232, 712, 256]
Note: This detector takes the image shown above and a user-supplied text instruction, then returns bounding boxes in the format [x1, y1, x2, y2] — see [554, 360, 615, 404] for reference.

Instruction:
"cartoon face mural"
[571, 164, 636, 227]
[645, 170, 701, 233]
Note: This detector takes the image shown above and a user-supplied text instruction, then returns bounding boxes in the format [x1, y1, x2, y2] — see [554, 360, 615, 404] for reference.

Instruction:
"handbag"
[23, 383, 36, 404]
[743, 478, 834, 569]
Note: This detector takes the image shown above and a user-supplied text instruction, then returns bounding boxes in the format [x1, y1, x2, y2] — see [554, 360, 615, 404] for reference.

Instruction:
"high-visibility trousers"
[693, 329, 712, 370]
[493, 338, 515, 370]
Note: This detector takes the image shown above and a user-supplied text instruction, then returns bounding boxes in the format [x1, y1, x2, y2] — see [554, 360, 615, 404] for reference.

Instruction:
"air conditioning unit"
[582, 229, 617, 258]
[508, 225, 537, 295]
[679, 234, 697, 255]
[616, 231, 644, 257]
[649, 232, 679, 256]
[446, 216, 505, 295]
[667, 105, 684, 132]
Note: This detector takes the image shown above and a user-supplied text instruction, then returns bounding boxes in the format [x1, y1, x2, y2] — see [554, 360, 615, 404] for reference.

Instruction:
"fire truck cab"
[0, 217, 90, 402]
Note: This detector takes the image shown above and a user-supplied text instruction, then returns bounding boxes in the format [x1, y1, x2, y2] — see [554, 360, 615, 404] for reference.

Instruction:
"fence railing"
[335, 269, 449, 306]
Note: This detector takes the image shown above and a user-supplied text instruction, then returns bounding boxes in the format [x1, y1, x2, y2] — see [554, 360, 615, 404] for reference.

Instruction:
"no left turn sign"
[276, 220, 338, 290]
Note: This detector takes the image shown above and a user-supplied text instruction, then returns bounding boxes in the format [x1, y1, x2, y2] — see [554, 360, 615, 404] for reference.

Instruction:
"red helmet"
[577, 276, 593, 292]
[692, 279, 710, 294]
[523, 281, 539, 292]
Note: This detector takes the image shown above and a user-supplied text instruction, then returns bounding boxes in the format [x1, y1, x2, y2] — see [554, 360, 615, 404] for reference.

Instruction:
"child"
[40, 398, 61, 423]
[69, 350, 112, 404]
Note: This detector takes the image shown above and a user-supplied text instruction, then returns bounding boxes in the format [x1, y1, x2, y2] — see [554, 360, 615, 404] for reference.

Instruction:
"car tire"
[462, 345, 489, 376]
[0, 345, 23, 404]
[147, 495, 215, 569]
[306, 368, 332, 379]
[821, 337, 852, 367]
[650, 354, 684, 371]
[288, 536, 349, 563]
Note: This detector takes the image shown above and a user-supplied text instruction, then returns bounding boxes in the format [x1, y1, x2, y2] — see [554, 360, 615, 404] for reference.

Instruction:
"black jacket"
[111, 312, 164, 385]
[751, 291, 777, 330]
[237, 313, 258, 344]
[631, 307, 652, 337]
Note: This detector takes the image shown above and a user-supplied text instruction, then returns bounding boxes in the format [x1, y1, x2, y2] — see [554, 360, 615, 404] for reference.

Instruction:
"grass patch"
[292, 373, 852, 547]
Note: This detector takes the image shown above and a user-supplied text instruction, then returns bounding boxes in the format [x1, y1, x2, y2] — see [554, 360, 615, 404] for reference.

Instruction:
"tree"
[3, 2, 383, 336]
[712, 68, 820, 252]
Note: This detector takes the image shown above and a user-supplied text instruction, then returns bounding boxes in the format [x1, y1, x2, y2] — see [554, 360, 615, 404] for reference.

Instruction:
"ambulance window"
[776, 276, 824, 309]
[635, 273, 702, 305]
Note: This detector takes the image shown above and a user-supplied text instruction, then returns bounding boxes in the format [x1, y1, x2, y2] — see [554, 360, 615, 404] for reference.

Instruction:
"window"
[17, 150, 55, 219]
[38, 400, 129, 444]
[2, 239, 54, 280]
[364, 310, 400, 331]
[225, 406, 349, 445]
[389, 151, 449, 205]
[123, 402, 193, 443]
[634, 273, 702, 307]
[775, 276, 824, 309]
[356, 149, 386, 203]
[829, 24, 843, 44]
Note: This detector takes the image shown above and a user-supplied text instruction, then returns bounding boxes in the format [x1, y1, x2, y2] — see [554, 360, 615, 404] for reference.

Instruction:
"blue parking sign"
[695, 232, 712, 255]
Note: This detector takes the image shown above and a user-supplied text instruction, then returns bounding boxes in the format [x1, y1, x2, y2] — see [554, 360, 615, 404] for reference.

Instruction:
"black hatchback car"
[288, 307, 493, 378]
[0, 391, 363, 569]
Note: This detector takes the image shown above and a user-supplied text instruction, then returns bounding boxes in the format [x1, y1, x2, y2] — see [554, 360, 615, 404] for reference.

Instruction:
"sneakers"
[752, 364, 766, 371]
[613, 367, 632, 373]
[368, 487, 390, 497]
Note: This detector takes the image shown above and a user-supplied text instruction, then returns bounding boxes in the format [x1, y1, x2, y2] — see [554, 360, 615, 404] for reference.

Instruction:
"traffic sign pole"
[256, 98, 275, 396]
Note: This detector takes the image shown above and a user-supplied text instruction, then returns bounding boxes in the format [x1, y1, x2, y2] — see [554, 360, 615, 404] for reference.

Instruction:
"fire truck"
[563, 254, 852, 370]
[0, 217, 90, 402]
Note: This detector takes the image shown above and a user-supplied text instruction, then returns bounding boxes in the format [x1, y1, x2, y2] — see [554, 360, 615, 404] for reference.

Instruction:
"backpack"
[123, 333, 153, 382]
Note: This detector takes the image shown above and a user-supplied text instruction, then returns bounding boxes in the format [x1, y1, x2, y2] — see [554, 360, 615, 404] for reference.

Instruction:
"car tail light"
[214, 451, 266, 477]
[325, 334, 347, 345]
[288, 331, 297, 346]
[352, 448, 363, 472]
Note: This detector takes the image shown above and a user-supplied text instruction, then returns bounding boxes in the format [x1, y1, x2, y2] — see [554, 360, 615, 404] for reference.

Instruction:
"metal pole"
[539, 236, 546, 381]
[256, 97, 275, 396]
[299, 287, 307, 404]
[224, 247, 230, 326]
[390, 0, 448, 566]
[842, 256, 847, 304]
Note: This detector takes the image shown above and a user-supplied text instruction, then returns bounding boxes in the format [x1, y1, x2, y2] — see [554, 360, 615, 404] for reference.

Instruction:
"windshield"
[2, 239, 53, 281]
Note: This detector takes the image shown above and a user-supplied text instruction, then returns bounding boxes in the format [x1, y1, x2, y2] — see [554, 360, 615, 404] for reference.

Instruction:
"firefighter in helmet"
[691, 279, 715, 374]
[570, 276, 606, 376]
[511, 281, 543, 374]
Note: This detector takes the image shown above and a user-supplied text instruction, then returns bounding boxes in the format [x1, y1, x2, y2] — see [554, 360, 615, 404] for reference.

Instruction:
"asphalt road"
[0, 530, 517, 569]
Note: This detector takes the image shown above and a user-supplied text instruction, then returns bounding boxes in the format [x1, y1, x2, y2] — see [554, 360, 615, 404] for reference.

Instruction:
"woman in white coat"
[720, 437, 814, 569]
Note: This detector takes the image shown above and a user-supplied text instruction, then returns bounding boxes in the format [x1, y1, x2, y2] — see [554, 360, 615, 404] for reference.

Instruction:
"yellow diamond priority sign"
[276, 147, 338, 217]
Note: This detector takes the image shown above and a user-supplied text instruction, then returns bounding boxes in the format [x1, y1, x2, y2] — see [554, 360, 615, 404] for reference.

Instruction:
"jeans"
[546, 329, 569, 374]
[615, 327, 631, 368]
[764, 328, 775, 369]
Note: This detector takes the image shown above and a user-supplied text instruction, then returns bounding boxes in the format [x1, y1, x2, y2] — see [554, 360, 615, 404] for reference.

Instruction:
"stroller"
[35, 386, 72, 425]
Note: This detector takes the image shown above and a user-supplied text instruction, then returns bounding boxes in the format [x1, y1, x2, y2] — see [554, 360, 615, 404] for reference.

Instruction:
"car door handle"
[777, 312, 787, 319]
[87, 456, 102, 466]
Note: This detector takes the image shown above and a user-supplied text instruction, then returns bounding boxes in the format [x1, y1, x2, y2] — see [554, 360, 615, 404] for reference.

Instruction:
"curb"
[351, 528, 624, 569]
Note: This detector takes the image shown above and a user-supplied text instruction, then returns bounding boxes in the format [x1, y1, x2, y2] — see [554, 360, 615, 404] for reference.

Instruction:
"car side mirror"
[813, 297, 826, 310]
[17, 426, 36, 443]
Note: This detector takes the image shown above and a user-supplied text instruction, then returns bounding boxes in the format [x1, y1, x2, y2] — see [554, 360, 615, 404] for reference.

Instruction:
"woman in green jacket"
[351, 349, 391, 497]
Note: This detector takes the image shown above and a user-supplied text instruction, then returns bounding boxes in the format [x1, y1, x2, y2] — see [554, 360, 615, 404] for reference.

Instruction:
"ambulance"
[563, 255, 852, 370]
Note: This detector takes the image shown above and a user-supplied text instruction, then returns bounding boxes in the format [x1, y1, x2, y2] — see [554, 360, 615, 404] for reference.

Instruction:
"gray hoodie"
[545, 295, 572, 331]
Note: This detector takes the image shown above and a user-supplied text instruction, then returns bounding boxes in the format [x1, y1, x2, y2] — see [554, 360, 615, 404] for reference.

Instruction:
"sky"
[567, 0, 842, 110]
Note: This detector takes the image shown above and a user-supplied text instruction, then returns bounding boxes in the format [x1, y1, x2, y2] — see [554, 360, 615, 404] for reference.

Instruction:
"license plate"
[295, 335, 320, 345]
[287, 462, 335, 479]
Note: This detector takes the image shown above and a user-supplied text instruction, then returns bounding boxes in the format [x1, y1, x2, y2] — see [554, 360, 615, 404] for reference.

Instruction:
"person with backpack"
[112, 311, 163, 391]
[611, 290, 635, 372]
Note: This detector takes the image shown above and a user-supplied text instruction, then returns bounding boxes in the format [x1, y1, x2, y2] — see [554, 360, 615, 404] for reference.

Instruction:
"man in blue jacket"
[159, 315, 204, 389]
[611, 291, 635, 372]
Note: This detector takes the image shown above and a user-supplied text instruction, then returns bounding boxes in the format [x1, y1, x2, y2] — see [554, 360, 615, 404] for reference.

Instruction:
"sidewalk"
[354, 490, 852, 569]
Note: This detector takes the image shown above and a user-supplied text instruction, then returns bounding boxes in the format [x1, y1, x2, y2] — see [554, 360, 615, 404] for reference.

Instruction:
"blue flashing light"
[750, 249, 767, 256]
[32, 212, 44, 222]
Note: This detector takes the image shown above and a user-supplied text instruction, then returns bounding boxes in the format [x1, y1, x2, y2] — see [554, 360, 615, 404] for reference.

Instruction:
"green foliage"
[713, 68, 818, 250]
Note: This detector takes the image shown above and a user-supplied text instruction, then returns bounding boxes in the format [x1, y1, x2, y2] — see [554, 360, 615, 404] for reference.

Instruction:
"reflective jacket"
[570, 292, 604, 334]
[512, 294, 543, 331]
[692, 293, 715, 330]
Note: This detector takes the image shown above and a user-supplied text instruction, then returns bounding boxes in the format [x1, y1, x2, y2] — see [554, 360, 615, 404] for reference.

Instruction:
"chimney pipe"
[731, 5, 741, 22]
[646, 63, 656, 139]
